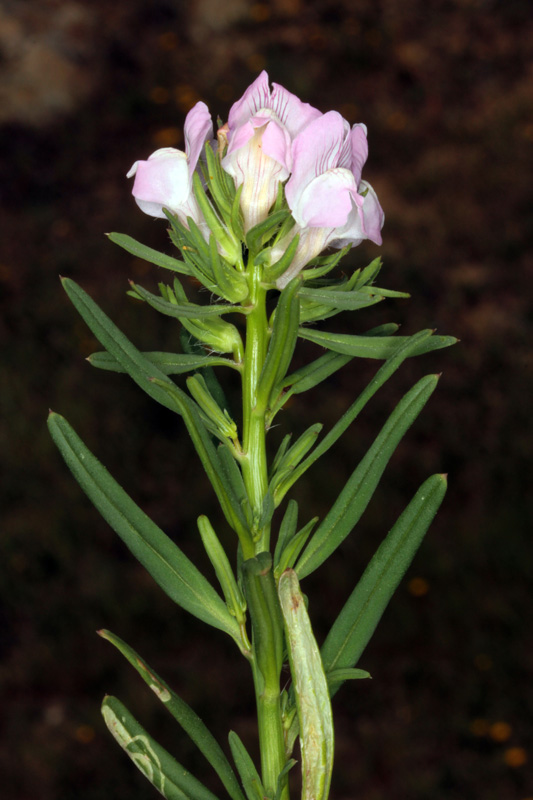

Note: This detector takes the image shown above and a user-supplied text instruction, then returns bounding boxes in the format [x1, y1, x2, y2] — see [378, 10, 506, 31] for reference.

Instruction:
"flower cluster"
[128, 71, 384, 287]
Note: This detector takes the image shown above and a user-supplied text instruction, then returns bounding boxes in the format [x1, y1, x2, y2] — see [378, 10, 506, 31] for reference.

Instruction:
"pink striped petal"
[350, 124, 369, 186]
[285, 111, 348, 211]
[227, 71, 272, 130]
[184, 101, 213, 178]
[269, 82, 322, 136]
[227, 71, 321, 137]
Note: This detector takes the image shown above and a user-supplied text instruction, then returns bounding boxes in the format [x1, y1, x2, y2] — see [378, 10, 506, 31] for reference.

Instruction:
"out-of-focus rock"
[0, 2, 96, 126]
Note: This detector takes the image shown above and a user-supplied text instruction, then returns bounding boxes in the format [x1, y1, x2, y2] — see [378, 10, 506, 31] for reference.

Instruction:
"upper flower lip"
[227, 70, 322, 140]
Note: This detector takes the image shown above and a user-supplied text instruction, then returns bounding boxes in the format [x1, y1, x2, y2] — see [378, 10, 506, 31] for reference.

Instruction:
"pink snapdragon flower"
[127, 101, 213, 227]
[222, 71, 322, 231]
[275, 110, 384, 287]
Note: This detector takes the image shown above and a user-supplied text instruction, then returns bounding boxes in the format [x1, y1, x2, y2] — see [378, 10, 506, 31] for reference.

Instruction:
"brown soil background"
[1, 1, 532, 798]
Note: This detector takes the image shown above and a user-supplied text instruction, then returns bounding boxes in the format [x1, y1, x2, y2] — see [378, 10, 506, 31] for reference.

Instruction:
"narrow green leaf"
[209, 234, 248, 303]
[267, 352, 353, 423]
[295, 374, 439, 578]
[281, 352, 352, 394]
[228, 731, 265, 800]
[130, 282, 243, 318]
[182, 214, 211, 261]
[187, 374, 238, 441]
[107, 232, 192, 275]
[245, 210, 291, 254]
[257, 489, 276, 532]
[230, 184, 245, 243]
[351, 256, 382, 288]
[87, 350, 241, 375]
[358, 285, 410, 298]
[165, 217, 220, 293]
[274, 760, 297, 800]
[181, 330, 237, 411]
[272, 330, 443, 500]
[274, 517, 318, 579]
[149, 379, 252, 553]
[203, 143, 234, 218]
[243, 553, 284, 678]
[270, 434, 293, 477]
[273, 499, 299, 569]
[299, 287, 384, 311]
[48, 412, 241, 642]
[102, 696, 220, 800]
[217, 444, 252, 525]
[299, 245, 351, 281]
[256, 277, 300, 411]
[321, 474, 447, 695]
[61, 277, 182, 412]
[153, 279, 243, 355]
[298, 327, 458, 359]
[364, 322, 400, 336]
[278, 570, 334, 800]
[265, 233, 300, 283]
[326, 668, 371, 686]
[192, 172, 240, 264]
[99, 630, 245, 800]
[270, 423, 323, 493]
[197, 516, 247, 626]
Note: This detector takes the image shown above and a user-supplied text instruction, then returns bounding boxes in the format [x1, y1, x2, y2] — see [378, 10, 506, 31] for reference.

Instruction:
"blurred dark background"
[1, 1, 532, 798]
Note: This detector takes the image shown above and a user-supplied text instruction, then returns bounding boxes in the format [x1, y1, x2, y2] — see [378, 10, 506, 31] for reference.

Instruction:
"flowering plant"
[49, 72, 456, 800]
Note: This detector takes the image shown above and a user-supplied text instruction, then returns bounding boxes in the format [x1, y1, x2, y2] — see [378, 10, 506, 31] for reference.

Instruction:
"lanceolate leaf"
[228, 731, 265, 800]
[272, 330, 441, 501]
[274, 516, 318, 579]
[273, 499, 299, 570]
[299, 286, 384, 312]
[87, 350, 241, 375]
[295, 374, 439, 579]
[61, 277, 180, 412]
[48, 412, 242, 644]
[246, 210, 291, 255]
[326, 668, 371, 687]
[298, 327, 457, 359]
[102, 696, 220, 800]
[131, 282, 243, 318]
[256, 277, 301, 411]
[149, 379, 251, 552]
[321, 474, 447, 696]
[99, 630, 245, 800]
[107, 232, 192, 276]
[281, 351, 353, 394]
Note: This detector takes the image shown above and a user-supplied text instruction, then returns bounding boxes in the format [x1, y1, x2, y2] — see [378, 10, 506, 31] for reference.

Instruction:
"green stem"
[241, 259, 269, 545]
[243, 553, 288, 800]
[241, 260, 289, 800]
